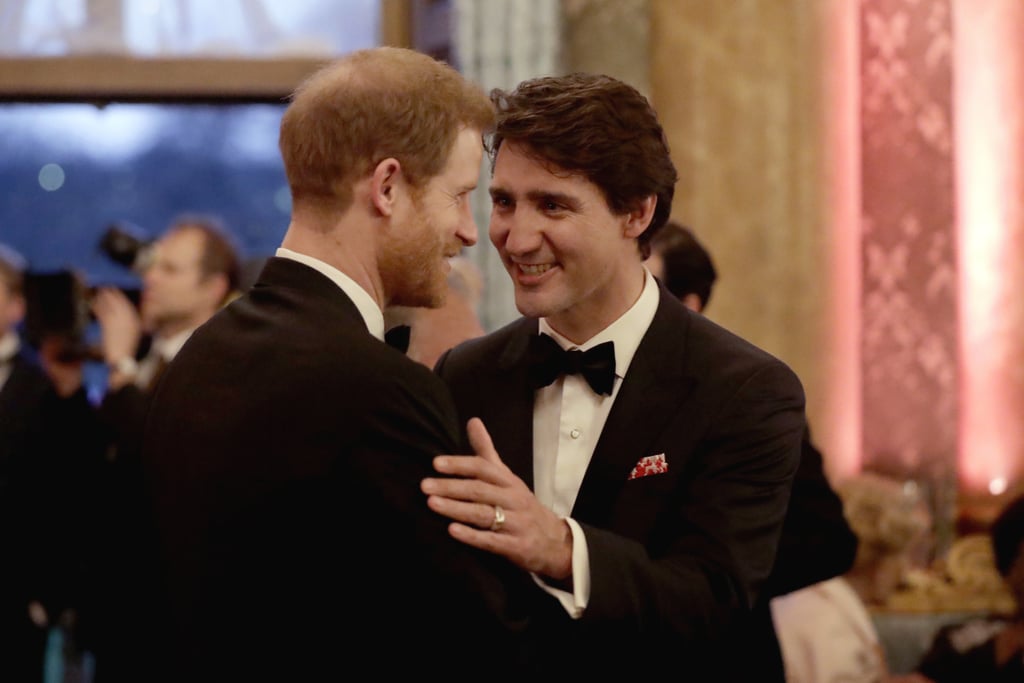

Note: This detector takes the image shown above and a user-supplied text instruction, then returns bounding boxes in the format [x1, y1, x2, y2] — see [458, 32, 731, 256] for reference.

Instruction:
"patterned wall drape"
[859, 0, 958, 544]
[452, 0, 563, 331]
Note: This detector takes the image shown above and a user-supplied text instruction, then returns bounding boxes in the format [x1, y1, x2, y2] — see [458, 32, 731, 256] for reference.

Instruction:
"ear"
[2, 292, 26, 328]
[681, 293, 704, 313]
[369, 158, 403, 217]
[623, 194, 658, 239]
[204, 273, 231, 308]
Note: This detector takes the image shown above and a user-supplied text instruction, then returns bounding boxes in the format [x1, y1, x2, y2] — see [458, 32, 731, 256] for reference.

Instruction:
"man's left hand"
[422, 417, 572, 581]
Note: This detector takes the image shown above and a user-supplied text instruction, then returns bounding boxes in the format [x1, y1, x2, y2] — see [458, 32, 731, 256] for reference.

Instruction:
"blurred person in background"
[0, 242, 52, 681]
[0, 244, 105, 682]
[646, 220, 718, 312]
[771, 472, 933, 683]
[903, 492, 1024, 683]
[646, 220, 859, 682]
[91, 214, 241, 458]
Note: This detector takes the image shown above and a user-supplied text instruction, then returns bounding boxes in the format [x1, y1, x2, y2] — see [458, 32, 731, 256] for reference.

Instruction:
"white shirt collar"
[0, 330, 19, 363]
[151, 327, 196, 362]
[0, 331, 18, 390]
[275, 247, 385, 341]
[538, 268, 659, 379]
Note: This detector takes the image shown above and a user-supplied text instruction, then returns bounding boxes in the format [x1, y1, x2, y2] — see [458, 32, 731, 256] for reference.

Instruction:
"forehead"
[491, 143, 602, 198]
[156, 228, 204, 263]
[0, 270, 14, 293]
[434, 127, 484, 185]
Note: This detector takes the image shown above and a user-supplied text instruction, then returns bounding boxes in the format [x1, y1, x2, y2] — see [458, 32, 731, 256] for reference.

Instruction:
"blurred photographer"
[95, 215, 241, 401]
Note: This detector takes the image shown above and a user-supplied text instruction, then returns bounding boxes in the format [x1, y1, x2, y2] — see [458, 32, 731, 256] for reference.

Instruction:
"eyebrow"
[489, 185, 511, 199]
[489, 186, 580, 207]
[446, 184, 475, 197]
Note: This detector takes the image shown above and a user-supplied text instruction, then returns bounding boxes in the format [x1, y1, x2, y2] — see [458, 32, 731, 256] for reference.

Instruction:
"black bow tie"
[526, 333, 616, 396]
[384, 325, 411, 353]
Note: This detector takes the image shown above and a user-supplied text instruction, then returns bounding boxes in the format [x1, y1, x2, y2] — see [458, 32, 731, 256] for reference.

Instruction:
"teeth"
[519, 264, 553, 275]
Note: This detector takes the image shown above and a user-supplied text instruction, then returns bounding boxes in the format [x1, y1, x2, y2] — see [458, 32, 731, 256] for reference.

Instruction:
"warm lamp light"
[954, 0, 1024, 498]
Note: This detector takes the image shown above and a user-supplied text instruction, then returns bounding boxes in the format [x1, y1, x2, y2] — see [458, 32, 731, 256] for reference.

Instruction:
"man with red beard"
[141, 47, 550, 681]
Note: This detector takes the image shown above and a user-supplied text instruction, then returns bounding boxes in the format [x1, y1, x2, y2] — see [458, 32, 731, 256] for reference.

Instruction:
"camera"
[21, 223, 148, 362]
[22, 270, 98, 362]
[98, 222, 156, 273]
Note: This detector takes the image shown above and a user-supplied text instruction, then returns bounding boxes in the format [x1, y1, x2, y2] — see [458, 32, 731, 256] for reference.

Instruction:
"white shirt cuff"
[530, 517, 590, 619]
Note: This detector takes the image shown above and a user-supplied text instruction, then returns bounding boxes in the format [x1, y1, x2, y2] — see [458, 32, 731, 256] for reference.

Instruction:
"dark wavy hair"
[166, 215, 242, 299]
[650, 221, 718, 307]
[488, 73, 678, 258]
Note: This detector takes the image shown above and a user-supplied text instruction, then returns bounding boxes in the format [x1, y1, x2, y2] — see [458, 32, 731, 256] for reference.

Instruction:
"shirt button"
[570, 428, 581, 439]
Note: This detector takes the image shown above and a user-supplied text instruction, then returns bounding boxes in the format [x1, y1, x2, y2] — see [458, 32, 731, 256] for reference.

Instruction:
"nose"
[491, 208, 540, 256]
[141, 262, 160, 290]
[455, 202, 477, 247]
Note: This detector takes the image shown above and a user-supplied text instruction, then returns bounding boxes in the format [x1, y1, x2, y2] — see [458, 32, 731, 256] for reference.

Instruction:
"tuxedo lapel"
[485, 320, 539, 488]
[255, 257, 369, 334]
[572, 293, 697, 525]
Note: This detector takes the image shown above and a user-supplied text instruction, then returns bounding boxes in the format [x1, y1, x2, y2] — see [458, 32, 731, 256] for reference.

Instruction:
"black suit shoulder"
[682, 303, 801, 382]
[766, 432, 857, 597]
[0, 354, 52, 507]
[440, 315, 535, 365]
[434, 315, 533, 380]
[166, 262, 463, 453]
[0, 354, 51, 430]
[142, 264, 545, 679]
[433, 317, 535, 442]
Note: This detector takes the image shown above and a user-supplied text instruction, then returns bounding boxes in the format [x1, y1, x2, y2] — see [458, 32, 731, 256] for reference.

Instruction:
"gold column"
[381, 0, 413, 48]
[563, 0, 650, 96]
[648, 1, 833, 457]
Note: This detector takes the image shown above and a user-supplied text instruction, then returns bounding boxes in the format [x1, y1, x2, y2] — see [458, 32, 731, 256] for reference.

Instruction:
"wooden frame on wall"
[0, 0, 411, 104]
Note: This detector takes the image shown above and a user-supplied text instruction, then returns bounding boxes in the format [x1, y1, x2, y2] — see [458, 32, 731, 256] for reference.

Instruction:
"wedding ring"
[490, 504, 506, 532]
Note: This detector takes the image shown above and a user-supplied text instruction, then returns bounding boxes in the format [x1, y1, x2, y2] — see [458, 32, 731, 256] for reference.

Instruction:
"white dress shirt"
[276, 247, 385, 341]
[532, 268, 660, 617]
[136, 327, 194, 389]
[0, 330, 19, 392]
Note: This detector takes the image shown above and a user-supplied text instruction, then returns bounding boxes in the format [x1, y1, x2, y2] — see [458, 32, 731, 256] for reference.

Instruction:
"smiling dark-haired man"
[422, 72, 808, 678]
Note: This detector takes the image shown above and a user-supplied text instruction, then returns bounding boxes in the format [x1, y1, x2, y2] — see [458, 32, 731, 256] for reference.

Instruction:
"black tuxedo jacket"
[724, 429, 859, 682]
[1, 352, 106, 680]
[0, 353, 51, 478]
[435, 286, 806, 675]
[143, 258, 547, 681]
[0, 353, 53, 681]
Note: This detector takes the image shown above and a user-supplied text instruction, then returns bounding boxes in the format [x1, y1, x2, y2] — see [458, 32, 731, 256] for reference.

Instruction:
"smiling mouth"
[517, 263, 554, 276]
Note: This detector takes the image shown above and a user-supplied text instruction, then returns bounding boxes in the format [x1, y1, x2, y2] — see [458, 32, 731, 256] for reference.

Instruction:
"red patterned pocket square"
[628, 453, 668, 480]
